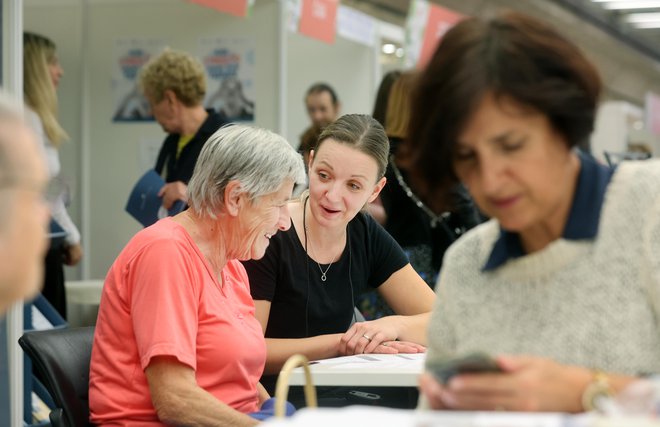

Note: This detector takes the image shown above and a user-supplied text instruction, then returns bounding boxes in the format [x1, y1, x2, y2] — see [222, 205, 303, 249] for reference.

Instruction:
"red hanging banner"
[299, 0, 339, 44]
[418, 4, 464, 68]
[188, 0, 250, 17]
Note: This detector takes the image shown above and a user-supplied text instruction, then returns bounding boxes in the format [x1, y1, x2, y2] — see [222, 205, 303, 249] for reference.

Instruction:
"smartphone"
[427, 352, 502, 384]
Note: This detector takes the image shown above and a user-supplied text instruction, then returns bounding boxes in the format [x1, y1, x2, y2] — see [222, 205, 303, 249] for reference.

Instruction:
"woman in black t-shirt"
[242, 115, 434, 391]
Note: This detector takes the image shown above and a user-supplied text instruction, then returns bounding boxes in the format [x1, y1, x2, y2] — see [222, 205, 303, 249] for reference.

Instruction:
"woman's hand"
[159, 181, 188, 210]
[63, 243, 83, 266]
[256, 382, 270, 406]
[419, 355, 592, 413]
[339, 318, 425, 355]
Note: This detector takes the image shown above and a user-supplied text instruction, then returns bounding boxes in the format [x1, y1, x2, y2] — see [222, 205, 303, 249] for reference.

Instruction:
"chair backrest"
[19, 326, 95, 427]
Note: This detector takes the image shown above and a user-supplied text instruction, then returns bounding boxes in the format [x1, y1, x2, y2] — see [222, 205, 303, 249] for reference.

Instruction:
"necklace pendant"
[321, 273, 327, 282]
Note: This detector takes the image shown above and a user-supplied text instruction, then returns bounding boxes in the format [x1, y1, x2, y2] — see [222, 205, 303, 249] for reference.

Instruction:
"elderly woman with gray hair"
[90, 124, 305, 426]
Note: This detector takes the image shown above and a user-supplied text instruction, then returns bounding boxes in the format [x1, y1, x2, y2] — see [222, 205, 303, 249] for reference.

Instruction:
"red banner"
[188, 0, 249, 17]
[299, 0, 339, 44]
[418, 4, 464, 68]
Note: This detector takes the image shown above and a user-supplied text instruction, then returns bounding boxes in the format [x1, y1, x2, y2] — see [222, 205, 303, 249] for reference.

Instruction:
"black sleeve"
[242, 237, 281, 301]
[360, 213, 410, 289]
[451, 184, 484, 229]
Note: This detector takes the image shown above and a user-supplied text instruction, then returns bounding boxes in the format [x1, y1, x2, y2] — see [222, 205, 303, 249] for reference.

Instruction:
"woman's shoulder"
[350, 211, 389, 241]
[24, 108, 45, 136]
[607, 160, 660, 209]
[614, 159, 660, 185]
[443, 219, 500, 269]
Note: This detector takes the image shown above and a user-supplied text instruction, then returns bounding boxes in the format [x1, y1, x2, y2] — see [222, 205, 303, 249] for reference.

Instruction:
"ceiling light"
[631, 21, 660, 27]
[626, 11, 660, 21]
[395, 48, 404, 58]
[382, 43, 396, 55]
[602, 1, 660, 10]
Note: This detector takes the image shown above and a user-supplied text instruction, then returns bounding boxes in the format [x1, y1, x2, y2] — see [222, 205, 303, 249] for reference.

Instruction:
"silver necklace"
[389, 155, 450, 228]
[302, 196, 342, 282]
[306, 238, 334, 281]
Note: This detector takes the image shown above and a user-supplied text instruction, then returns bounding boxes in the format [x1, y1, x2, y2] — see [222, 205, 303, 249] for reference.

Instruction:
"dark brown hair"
[407, 12, 602, 210]
[306, 82, 339, 106]
[315, 114, 389, 179]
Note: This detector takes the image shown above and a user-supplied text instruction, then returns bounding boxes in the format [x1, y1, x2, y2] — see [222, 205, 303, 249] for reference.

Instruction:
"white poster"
[112, 38, 166, 122]
[337, 5, 376, 47]
[404, 0, 430, 68]
[199, 37, 256, 122]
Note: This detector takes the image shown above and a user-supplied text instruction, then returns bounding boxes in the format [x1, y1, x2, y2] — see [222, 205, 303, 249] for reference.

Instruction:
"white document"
[311, 353, 425, 370]
[288, 353, 426, 387]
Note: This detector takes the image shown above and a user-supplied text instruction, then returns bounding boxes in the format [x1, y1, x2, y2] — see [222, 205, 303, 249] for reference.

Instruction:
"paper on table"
[310, 353, 425, 370]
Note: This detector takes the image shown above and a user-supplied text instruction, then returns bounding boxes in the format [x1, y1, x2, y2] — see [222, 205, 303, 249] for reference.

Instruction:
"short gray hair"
[188, 124, 306, 218]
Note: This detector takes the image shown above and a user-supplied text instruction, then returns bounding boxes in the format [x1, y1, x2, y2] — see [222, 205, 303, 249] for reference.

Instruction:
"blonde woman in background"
[24, 32, 82, 319]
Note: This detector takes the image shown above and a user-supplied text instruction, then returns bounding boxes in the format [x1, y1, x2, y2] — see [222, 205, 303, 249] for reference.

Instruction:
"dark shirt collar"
[482, 150, 614, 271]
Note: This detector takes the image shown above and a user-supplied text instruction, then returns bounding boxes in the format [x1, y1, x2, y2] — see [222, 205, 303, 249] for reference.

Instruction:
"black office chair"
[19, 326, 95, 427]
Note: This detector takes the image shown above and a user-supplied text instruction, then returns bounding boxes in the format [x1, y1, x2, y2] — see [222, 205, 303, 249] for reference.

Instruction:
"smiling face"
[453, 92, 578, 236]
[308, 139, 386, 230]
[236, 178, 295, 261]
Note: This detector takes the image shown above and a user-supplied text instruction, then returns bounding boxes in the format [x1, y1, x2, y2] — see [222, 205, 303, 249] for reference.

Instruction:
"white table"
[287, 353, 425, 387]
[65, 279, 104, 327]
[262, 406, 660, 427]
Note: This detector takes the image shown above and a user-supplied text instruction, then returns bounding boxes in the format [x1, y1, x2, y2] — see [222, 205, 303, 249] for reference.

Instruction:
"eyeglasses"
[0, 176, 67, 205]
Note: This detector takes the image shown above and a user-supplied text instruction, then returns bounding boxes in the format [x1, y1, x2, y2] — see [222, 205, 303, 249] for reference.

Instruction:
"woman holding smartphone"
[409, 13, 660, 413]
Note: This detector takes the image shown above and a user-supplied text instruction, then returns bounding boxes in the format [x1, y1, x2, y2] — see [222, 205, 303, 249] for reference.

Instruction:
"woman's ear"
[308, 149, 315, 171]
[163, 89, 177, 107]
[223, 181, 245, 216]
[367, 176, 387, 204]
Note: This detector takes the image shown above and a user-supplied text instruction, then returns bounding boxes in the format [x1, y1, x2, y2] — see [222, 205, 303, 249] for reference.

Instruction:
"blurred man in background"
[299, 83, 340, 166]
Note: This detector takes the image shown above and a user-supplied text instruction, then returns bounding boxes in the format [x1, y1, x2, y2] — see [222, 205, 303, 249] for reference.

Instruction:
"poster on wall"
[112, 38, 166, 123]
[199, 37, 256, 122]
[299, 0, 339, 44]
[405, 0, 464, 68]
[187, 0, 255, 17]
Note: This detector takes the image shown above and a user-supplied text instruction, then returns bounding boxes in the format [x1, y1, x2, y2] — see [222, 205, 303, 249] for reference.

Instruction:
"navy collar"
[483, 150, 614, 271]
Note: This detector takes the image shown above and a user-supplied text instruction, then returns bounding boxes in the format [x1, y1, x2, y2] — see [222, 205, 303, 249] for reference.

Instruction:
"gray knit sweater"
[425, 159, 660, 376]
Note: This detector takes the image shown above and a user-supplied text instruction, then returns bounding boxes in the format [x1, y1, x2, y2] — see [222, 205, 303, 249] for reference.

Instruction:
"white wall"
[286, 31, 376, 147]
[85, 0, 282, 279]
[25, 0, 283, 279]
[23, 0, 381, 280]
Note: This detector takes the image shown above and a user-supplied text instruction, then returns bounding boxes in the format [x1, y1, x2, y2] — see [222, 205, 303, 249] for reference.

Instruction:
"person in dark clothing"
[139, 49, 227, 210]
[242, 115, 434, 408]
[359, 72, 482, 320]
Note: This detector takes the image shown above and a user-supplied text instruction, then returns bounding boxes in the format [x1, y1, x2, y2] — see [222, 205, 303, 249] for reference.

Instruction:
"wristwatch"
[581, 370, 613, 412]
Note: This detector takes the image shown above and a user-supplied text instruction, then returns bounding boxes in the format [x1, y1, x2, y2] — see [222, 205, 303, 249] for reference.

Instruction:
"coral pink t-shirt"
[89, 218, 266, 426]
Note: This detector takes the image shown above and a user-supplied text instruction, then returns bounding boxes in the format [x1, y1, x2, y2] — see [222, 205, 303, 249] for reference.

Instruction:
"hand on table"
[339, 319, 426, 355]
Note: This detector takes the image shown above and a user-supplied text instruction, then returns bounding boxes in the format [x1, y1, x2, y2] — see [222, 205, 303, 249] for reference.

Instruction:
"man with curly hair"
[139, 49, 227, 210]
